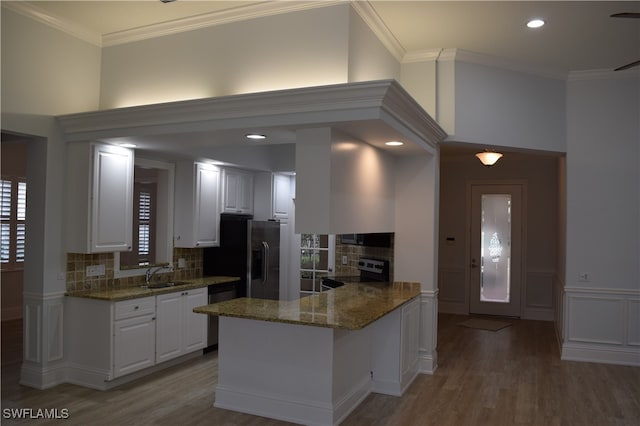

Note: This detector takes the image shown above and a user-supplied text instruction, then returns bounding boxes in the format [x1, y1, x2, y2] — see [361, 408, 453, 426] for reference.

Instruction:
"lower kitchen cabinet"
[65, 289, 206, 390]
[156, 288, 207, 363]
[113, 312, 156, 377]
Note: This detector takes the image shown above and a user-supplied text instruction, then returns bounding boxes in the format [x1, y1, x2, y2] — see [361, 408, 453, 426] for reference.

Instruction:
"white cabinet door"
[113, 314, 156, 378]
[66, 143, 134, 253]
[175, 162, 221, 248]
[182, 288, 207, 353]
[155, 292, 183, 363]
[194, 163, 221, 246]
[222, 169, 254, 214]
[272, 174, 291, 220]
[156, 288, 207, 363]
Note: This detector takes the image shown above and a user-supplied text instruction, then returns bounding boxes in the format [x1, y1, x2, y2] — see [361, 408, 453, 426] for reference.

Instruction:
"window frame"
[114, 158, 174, 278]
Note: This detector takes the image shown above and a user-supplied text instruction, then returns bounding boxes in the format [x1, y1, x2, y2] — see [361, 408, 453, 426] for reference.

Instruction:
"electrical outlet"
[86, 264, 105, 277]
[342, 255, 348, 265]
[578, 272, 591, 282]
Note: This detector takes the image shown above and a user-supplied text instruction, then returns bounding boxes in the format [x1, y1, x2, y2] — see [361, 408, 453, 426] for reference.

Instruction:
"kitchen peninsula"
[194, 281, 421, 426]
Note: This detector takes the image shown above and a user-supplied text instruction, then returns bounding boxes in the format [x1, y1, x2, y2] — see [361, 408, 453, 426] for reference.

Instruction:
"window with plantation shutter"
[120, 183, 156, 268]
[1, 178, 26, 270]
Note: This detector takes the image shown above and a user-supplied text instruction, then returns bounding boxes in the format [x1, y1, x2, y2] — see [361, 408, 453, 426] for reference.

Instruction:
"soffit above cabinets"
[57, 80, 447, 163]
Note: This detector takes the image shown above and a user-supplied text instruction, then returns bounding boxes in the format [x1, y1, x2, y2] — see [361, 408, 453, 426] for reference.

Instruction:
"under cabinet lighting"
[119, 143, 137, 148]
[385, 141, 404, 146]
[246, 134, 266, 140]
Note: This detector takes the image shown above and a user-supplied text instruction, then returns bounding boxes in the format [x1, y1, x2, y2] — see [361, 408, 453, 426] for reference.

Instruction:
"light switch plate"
[86, 264, 105, 277]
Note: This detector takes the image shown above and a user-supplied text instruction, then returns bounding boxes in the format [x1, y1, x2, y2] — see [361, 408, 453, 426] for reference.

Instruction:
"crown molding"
[57, 80, 446, 152]
[402, 49, 443, 64]
[568, 68, 640, 82]
[436, 48, 567, 80]
[103, 1, 343, 47]
[2, 1, 102, 46]
[350, 1, 405, 62]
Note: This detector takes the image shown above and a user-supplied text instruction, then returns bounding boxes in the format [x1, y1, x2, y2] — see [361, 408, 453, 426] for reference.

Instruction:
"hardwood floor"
[2, 314, 639, 425]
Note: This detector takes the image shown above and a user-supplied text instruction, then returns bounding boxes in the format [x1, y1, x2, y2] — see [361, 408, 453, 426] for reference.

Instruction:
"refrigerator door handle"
[262, 241, 270, 285]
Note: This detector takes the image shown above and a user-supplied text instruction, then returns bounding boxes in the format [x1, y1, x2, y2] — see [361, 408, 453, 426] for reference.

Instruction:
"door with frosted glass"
[469, 184, 523, 317]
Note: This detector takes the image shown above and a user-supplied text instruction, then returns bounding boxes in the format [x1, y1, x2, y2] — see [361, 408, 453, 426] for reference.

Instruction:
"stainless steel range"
[321, 257, 390, 290]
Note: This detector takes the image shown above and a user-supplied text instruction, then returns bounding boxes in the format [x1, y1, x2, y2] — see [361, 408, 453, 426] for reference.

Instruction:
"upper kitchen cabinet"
[254, 172, 293, 221]
[66, 143, 134, 253]
[221, 168, 254, 215]
[174, 161, 221, 248]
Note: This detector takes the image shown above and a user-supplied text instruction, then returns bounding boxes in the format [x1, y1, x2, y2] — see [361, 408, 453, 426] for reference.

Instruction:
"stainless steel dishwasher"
[206, 282, 238, 351]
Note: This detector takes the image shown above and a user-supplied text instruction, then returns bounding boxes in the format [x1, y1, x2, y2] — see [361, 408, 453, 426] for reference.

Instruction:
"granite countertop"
[193, 281, 420, 330]
[65, 276, 240, 301]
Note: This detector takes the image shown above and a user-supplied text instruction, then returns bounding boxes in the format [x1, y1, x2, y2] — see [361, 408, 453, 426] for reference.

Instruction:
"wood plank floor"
[2, 314, 639, 425]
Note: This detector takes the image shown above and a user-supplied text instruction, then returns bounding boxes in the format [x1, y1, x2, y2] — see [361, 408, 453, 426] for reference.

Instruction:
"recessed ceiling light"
[119, 143, 137, 148]
[246, 133, 267, 140]
[527, 19, 545, 29]
[385, 141, 404, 146]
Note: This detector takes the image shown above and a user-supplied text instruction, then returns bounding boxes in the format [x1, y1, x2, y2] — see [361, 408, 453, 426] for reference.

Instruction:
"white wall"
[347, 7, 400, 83]
[295, 128, 395, 235]
[99, 5, 351, 109]
[1, 8, 101, 115]
[562, 71, 639, 365]
[438, 51, 566, 153]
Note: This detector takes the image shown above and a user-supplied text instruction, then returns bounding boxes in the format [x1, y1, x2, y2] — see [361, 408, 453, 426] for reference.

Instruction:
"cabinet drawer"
[114, 296, 155, 321]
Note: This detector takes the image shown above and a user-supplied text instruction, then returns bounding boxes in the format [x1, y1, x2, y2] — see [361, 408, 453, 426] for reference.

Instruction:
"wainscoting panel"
[418, 290, 438, 374]
[563, 287, 640, 366]
[46, 298, 64, 362]
[23, 300, 42, 363]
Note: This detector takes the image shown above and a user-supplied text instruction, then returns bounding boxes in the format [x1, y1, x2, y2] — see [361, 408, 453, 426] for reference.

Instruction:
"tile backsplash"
[66, 248, 203, 292]
[334, 235, 394, 280]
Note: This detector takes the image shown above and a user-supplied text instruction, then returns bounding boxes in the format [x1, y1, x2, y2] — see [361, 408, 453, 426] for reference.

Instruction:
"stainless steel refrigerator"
[203, 214, 280, 300]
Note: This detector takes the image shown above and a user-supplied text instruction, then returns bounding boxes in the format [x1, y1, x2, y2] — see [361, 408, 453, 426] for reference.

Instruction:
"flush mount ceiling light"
[245, 133, 266, 140]
[475, 151, 503, 166]
[527, 19, 545, 28]
[385, 141, 404, 146]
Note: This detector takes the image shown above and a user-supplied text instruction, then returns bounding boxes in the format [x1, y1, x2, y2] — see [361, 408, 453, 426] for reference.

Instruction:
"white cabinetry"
[66, 142, 134, 253]
[113, 297, 156, 378]
[253, 172, 293, 221]
[222, 168, 254, 214]
[175, 162, 221, 247]
[65, 289, 207, 390]
[272, 173, 292, 220]
[370, 297, 420, 396]
[156, 288, 207, 363]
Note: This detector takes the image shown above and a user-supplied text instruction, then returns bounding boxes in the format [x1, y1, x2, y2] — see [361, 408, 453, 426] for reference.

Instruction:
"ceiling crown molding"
[350, 1, 405, 62]
[103, 1, 342, 47]
[2, 1, 101, 46]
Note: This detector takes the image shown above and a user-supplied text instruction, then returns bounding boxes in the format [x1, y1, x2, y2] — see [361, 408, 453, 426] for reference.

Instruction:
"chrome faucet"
[145, 264, 171, 286]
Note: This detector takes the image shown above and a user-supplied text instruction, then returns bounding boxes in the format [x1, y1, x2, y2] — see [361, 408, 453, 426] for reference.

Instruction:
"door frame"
[465, 180, 528, 317]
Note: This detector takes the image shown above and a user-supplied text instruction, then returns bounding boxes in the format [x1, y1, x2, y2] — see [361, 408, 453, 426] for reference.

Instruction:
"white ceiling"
[18, 0, 640, 74]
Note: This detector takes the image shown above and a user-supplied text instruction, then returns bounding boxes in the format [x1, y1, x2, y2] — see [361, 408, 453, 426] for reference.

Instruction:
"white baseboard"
[216, 377, 371, 426]
[561, 342, 640, 367]
[418, 350, 438, 374]
[20, 363, 67, 390]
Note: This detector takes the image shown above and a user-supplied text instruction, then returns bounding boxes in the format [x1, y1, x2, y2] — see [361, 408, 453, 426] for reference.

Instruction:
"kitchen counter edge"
[65, 276, 240, 301]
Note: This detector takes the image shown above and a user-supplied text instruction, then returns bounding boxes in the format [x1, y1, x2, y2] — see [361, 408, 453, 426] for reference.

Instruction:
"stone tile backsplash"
[66, 248, 203, 292]
[334, 235, 394, 280]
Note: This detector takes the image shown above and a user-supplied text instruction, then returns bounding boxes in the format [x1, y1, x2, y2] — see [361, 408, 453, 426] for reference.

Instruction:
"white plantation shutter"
[138, 190, 151, 264]
[0, 178, 27, 268]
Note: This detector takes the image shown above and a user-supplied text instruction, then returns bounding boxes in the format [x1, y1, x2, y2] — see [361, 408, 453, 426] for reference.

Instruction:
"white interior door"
[469, 184, 523, 317]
